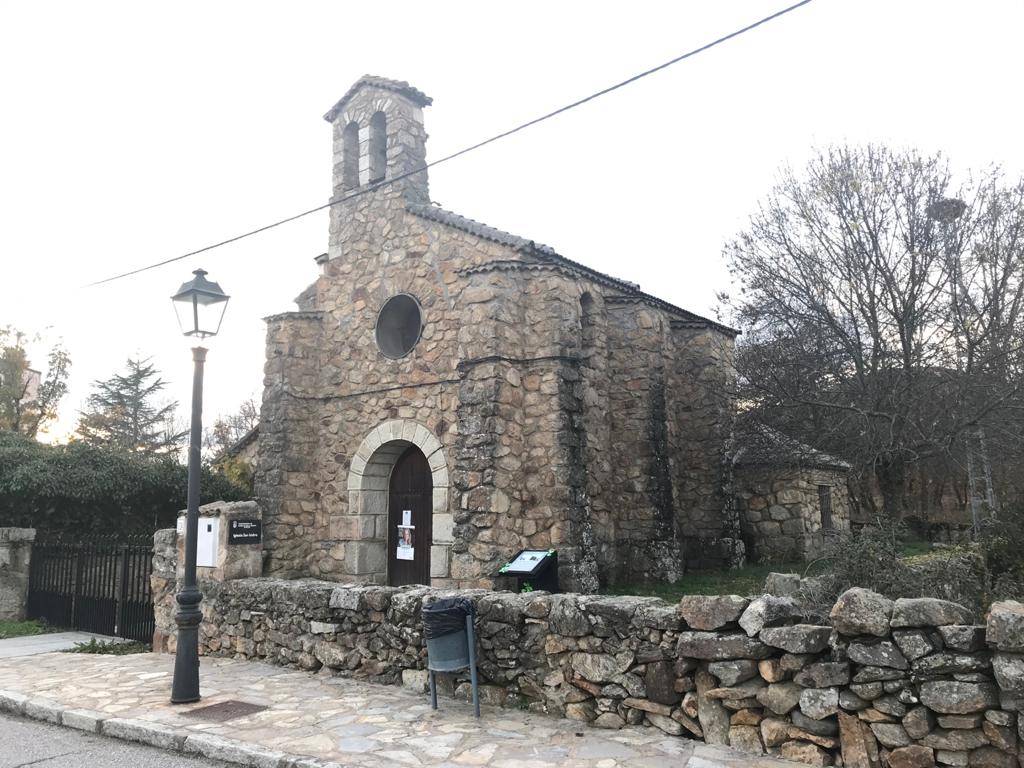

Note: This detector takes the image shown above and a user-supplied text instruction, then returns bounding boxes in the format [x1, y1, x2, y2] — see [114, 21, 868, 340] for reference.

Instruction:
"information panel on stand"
[497, 549, 558, 593]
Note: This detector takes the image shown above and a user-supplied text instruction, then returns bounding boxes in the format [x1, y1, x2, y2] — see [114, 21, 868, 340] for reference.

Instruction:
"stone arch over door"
[346, 419, 452, 581]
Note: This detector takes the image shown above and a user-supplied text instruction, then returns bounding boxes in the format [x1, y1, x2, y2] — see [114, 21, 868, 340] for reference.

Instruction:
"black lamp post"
[926, 198, 992, 533]
[169, 268, 229, 704]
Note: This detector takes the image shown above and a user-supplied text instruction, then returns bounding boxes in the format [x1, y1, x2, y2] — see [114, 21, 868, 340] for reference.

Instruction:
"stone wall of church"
[261, 182, 601, 587]
[668, 326, 740, 571]
[577, 291, 616, 586]
[604, 301, 681, 584]
[448, 265, 599, 592]
[259, 221, 738, 590]
[599, 304, 738, 585]
[257, 311, 324, 577]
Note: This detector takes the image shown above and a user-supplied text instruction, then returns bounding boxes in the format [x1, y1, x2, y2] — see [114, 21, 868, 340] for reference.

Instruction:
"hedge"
[0, 431, 249, 535]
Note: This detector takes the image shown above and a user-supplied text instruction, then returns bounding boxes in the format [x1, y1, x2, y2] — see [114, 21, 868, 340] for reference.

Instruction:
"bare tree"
[0, 326, 71, 438]
[204, 397, 259, 458]
[722, 145, 1024, 518]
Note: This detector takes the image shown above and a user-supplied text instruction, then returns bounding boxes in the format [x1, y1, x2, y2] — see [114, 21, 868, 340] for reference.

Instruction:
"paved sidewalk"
[0, 652, 799, 768]
[0, 631, 125, 658]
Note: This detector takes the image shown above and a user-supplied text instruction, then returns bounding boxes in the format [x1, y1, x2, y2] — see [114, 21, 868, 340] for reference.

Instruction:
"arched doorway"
[347, 419, 451, 583]
[387, 445, 432, 586]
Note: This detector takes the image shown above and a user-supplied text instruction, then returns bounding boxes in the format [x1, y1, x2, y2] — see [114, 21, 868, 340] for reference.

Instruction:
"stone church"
[255, 76, 846, 593]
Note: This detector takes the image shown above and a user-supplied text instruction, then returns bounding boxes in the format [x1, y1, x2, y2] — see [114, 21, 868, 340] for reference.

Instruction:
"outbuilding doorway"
[387, 445, 432, 586]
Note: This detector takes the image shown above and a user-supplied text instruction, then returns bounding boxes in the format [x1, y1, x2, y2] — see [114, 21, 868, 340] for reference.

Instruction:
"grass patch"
[66, 638, 149, 655]
[605, 561, 806, 602]
[603, 537, 955, 604]
[899, 539, 934, 559]
[0, 619, 54, 640]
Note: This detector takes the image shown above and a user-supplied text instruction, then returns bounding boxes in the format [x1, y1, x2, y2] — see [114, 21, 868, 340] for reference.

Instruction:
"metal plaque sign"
[227, 518, 262, 545]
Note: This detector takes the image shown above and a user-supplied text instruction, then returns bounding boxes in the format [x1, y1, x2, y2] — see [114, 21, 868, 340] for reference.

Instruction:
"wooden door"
[387, 446, 432, 586]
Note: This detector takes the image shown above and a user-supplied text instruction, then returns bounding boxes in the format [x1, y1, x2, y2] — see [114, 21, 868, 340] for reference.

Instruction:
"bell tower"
[323, 75, 432, 204]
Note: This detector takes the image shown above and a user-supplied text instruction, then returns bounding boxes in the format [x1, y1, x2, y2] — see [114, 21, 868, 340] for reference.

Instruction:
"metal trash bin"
[422, 597, 479, 717]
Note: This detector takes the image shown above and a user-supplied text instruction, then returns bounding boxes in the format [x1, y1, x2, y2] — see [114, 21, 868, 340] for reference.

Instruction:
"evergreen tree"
[76, 358, 184, 454]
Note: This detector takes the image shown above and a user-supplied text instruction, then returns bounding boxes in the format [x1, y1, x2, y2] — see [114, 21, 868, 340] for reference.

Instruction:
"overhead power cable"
[87, 0, 814, 287]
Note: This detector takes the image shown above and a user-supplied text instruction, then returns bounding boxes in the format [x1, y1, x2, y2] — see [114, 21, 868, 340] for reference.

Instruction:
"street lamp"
[926, 197, 967, 224]
[169, 268, 229, 704]
[926, 198, 995, 534]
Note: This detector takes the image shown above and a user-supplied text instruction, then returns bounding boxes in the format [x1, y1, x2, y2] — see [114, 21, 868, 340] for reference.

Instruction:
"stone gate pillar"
[0, 527, 36, 621]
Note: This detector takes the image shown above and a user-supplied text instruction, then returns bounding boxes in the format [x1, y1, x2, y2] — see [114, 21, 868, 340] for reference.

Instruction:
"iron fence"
[27, 534, 155, 643]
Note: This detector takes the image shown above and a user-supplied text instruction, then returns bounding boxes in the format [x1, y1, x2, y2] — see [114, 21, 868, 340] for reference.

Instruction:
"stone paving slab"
[0, 652, 802, 768]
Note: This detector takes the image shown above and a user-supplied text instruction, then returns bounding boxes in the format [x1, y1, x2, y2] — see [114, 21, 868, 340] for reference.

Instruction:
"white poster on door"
[397, 510, 414, 560]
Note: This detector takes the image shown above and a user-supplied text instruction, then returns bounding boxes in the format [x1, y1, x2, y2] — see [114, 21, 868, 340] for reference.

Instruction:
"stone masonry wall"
[257, 311, 323, 578]
[0, 528, 35, 621]
[152, 535, 1024, 768]
[602, 304, 740, 582]
[668, 325, 741, 571]
[604, 300, 681, 584]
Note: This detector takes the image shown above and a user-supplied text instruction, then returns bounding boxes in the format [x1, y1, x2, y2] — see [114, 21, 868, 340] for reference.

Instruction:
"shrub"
[67, 638, 148, 655]
[213, 454, 254, 495]
[798, 521, 988, 619]
[0, 431, 249, 534]
[979, 504, 1024, 600]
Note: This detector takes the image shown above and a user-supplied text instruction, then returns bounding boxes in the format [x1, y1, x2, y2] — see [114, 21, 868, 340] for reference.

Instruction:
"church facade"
[256, 76, 747, 593]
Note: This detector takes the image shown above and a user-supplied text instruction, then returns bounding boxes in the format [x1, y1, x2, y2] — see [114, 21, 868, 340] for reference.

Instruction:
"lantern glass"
[171, 269, 229, 339]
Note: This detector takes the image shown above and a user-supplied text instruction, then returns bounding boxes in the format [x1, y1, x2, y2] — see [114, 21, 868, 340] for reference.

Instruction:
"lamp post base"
[170, 345, 208, 705]
[170, 584, 203, 704]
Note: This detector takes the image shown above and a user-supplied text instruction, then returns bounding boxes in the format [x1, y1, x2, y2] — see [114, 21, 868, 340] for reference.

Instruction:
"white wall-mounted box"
[179, 516, 220, 567]
[197, 517, 219, 567]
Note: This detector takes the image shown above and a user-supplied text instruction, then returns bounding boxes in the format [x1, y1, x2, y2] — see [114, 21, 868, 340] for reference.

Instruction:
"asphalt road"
[0, 713, 230, 768]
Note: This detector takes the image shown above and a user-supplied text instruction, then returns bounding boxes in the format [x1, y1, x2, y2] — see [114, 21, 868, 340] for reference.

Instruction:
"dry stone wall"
[151, 546, 1024, 768]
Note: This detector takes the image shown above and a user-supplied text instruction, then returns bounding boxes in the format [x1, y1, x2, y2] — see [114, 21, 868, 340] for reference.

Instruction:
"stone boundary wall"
[0, 528, 35, 621]
[153, 547, 1024, 767]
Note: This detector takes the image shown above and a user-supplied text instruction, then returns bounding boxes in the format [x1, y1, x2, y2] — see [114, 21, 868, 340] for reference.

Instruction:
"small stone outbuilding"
[255, 75, 745, 592]
[733, 425, 851, 562]
[222, 425, 259, 468]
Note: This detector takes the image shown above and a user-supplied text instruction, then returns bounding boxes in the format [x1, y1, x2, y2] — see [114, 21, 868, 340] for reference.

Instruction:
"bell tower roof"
[323, 75, 432, 123]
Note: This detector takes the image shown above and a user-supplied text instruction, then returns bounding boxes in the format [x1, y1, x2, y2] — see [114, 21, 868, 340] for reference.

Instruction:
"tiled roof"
[734, 423, 851, 471]
[224, 425, 259, 458]
[263, 310, 324, 323]
[407, 202, 737, 335]
[323, 76, 432, 122]
[408, 203, 560, 257]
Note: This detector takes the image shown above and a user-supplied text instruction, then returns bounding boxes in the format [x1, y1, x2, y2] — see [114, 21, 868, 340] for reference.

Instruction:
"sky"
[2, 0, 1023, 442]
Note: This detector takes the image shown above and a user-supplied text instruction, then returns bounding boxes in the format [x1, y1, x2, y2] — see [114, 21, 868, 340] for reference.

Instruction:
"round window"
[375, 294, 423, 359]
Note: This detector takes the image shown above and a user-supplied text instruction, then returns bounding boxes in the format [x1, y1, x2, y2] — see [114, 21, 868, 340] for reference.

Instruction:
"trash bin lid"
[422, 596, 475, 639]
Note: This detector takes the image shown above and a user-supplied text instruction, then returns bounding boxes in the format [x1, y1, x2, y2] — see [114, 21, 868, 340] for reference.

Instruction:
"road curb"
[0, 688, 346, 768]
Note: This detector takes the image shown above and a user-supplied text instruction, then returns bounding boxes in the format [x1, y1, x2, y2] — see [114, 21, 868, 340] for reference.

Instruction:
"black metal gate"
[27, 535, 155, 643]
